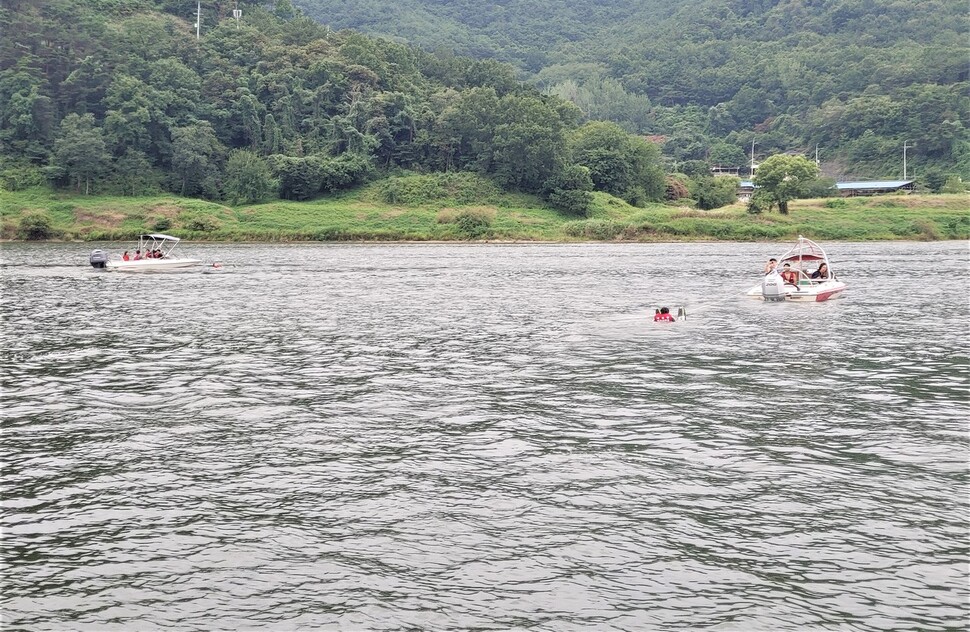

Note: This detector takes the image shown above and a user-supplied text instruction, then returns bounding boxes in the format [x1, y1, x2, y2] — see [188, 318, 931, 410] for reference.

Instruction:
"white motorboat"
[90, 234, 203, 272]
[746, 236, 847, 302]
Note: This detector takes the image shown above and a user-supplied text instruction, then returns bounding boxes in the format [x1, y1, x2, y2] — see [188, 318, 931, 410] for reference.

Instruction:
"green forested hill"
[1, 0, 965, 224]
[0, 0, 666, 213]
[294, 0, 970, 181]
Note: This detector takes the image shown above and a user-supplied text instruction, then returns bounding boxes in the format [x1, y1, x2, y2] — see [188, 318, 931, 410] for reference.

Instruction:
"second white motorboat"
[89, 234, 203, 272]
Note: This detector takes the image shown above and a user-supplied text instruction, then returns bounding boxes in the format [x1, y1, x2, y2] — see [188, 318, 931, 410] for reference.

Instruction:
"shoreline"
[3, 190, 968, 244]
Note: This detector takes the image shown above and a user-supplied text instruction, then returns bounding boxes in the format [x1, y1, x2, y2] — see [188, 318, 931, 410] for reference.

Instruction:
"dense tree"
[317, 153, 370, 193]
[753, 154, 820, 214]
[568, 121, 665, 205]
[102, 74, 156, 155]
[491, 95, 569, 192]
[49, 113, 109, 194]
[262, 113, 283, 155]
[707, 143, 747, 169]
[544, 164, 594, 216]
[0, 69, 56, 161]
[689, 176, 738, 210]
[273, 155, 320, 201]
[113, 149, 157, 197]
[171, 122, 224, 197]
[224, 150, 275, 204]
[433, 88, 501, 172]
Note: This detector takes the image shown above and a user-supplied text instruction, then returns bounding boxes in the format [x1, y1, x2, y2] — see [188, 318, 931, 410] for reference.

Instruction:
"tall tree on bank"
[753, 154, 820, 214]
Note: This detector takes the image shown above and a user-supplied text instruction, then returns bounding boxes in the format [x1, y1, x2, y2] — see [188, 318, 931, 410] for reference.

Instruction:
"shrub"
[153, 217, 172, 231]
[563, 219, 623, 239]
[747, 190, 773, 214]
[272, 156, 321, 201]
[665, 175, 690, 201]
[179, 212, 221, 232]
[941, 176, 966, 194]
[0, 162, 45, 191]
[824, 198, 848, 208]
[544, 164, 594, 216]
[873, 199, 902, 208]
[689, 176, 738, 210]
[224, 150, 275, 204]
[549, 188, 594, 216]
[436, 208, 458, 224]
[803, 177, 837, 198]
[17, 212, 55, 240]
[912, 220, 942, 241]
[454, 207, 495, 237]
[943, 214, 970, 238]
[381, 175, 443, 204]
[920, 167, 948, 192]
[319, 154, 371, 193]
[379, 172, 500, 205]
[443, 172, 502, 203]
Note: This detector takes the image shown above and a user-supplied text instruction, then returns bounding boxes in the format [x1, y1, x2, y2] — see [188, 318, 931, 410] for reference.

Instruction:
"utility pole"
[815, 144, 819, 166]
[750, 140, 756, 178]
[903, 141, 913, 179]
[195, 0, 201, 40]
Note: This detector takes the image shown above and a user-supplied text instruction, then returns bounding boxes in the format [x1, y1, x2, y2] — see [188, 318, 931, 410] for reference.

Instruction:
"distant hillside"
[294, 0, 970, 181]
[293, 0, 676, 72]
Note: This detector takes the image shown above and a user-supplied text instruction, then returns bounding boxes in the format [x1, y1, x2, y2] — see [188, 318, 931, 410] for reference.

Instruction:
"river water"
[2, 241, 967, 631]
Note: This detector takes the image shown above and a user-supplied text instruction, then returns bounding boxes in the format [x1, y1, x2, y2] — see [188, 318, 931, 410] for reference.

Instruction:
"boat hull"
[106, 258, 203, 272]
[745, 280, 847, 302]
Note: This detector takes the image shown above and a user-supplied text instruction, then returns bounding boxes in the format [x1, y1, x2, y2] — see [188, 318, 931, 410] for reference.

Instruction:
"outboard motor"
[762, 271, 786, 301]
[89, 249, 109, 269]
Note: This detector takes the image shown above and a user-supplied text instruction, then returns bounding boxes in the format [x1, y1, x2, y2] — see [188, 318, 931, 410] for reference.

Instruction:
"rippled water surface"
[2, 241, 968, 631]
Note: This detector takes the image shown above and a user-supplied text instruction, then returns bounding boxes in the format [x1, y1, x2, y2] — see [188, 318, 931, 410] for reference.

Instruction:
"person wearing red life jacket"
[780, 262, 799, 286]
[122, 251, 130, 261]
[654, 306, 676, 322]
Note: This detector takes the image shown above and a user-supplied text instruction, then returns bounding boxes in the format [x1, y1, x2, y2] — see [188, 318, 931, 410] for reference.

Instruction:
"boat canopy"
[139, 233, 180, 243]
[779, 236, 829, 266]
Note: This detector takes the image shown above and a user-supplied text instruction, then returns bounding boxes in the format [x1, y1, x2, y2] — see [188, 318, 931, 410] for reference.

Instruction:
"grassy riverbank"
[2, 184, 968, 242]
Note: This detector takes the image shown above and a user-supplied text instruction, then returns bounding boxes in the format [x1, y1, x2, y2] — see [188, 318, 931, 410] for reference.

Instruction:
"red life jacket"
[654, 313, 675, 322]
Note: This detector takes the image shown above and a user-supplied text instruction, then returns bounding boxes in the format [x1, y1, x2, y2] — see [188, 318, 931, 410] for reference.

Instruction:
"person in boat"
[811, 263, 830, 279]
[780, 263, 799, 286]
[133, 250, 142, 260]
[764, 258, 778, 274]
[654, 307, 676, 322]
[122, 251, 130, 261]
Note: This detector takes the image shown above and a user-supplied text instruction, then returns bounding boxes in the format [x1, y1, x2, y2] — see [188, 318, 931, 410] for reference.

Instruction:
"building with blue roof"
[835, 180, 915, 196]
